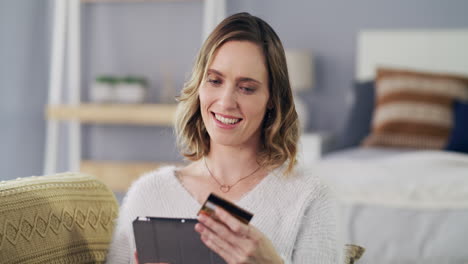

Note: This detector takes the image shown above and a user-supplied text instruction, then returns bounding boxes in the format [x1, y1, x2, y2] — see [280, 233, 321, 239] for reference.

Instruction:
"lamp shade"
[285, 50, 314, 92]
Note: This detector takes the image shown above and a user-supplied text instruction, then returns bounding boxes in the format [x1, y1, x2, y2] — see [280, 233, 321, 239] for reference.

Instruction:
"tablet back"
[133, 217, 226, 264]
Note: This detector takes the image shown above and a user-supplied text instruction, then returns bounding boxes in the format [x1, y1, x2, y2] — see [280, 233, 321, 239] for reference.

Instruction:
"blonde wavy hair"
[175, 12, 299, 175]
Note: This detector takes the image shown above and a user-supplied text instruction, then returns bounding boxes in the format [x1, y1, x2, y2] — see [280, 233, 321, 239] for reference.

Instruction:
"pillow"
[338, 81, 375, 149]
[0, 173, 119, 263]
[445, 100, 468, 153]
[362, 68, 468, 149]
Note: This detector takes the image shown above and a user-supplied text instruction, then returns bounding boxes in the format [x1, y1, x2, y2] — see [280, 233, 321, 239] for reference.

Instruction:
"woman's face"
[199, 40, 270, 149]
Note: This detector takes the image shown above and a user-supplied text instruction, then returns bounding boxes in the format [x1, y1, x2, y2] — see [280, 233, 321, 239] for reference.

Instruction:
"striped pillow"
[362, 68, 468, 149]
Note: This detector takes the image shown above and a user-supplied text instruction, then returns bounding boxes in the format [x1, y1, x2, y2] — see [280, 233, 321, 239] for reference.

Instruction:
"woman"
[106, 12, 339, 264]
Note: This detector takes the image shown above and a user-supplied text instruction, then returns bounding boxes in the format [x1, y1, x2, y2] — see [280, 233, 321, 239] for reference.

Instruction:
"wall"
[0, 0, 51, 180]
[1, 1, 468, 178]
[81, 2, 203, 164]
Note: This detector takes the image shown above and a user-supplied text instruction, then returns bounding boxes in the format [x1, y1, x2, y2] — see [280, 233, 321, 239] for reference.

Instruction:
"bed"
[318, 30, 468, 264]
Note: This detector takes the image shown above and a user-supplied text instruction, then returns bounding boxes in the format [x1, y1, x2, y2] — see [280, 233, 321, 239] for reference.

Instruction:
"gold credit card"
[198, 193, 253, 224]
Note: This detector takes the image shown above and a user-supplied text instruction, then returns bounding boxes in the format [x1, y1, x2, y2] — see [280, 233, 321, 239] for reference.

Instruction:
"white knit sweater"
[106, 165, 340, 264]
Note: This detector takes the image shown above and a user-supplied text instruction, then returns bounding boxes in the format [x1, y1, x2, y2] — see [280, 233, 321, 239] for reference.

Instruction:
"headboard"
[356, 29, 468, 81]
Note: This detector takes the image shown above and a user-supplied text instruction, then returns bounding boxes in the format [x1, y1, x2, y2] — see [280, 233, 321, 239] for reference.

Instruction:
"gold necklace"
[203, 157, 261, 193]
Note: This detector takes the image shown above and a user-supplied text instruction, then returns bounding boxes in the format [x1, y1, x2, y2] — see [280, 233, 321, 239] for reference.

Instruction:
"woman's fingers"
[214, 206, 253, 238]
[198, 213, 245, 247]
[196, 222, 247, 263]
[134, 251, 139, 264]
[216, 213, 260, 244]
[196, 209, 282, 264]
[134, 250, 170, 264]
[197, 209, 259, 258]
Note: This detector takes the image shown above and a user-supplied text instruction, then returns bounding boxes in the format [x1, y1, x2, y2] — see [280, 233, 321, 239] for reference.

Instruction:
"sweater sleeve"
[105, 174, 148, 264]
[105, 168, 173, 264]
[105, 197, 133, 264]
[291, 184, 341, 264]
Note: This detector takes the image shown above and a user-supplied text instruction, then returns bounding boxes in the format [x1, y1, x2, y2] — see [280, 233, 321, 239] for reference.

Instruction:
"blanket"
[315, 151, 468, 209]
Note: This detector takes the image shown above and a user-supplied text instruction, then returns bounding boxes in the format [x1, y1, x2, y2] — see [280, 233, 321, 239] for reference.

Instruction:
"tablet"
[133, 217, 226, 264]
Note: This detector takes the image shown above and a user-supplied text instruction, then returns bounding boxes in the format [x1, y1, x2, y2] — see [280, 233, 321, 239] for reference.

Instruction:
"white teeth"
[215, 114, 240, 125]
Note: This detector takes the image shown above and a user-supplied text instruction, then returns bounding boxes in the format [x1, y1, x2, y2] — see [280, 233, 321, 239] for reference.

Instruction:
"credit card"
[198, 193, 253, 224]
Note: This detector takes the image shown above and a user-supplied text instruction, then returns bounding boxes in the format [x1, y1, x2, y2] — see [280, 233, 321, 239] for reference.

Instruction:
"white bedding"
[338, 29, 468, 263]
[318, 149, 468, 209]
[338, 203, 468, 263]
[323, 147, 411, 160]
[315, 148, 468, 263]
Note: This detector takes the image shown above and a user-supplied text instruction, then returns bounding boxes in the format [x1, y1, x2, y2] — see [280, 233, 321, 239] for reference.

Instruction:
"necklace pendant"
[220, 185, 231, 193]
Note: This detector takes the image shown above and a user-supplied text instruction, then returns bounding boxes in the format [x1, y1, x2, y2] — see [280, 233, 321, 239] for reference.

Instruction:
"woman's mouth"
[212, 112, 242, 126]
[215, 114, 241, 124]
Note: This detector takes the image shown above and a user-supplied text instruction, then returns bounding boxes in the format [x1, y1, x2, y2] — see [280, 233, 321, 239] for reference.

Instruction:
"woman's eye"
[240, 87, 255, 94]
[207, 79, 221, 86]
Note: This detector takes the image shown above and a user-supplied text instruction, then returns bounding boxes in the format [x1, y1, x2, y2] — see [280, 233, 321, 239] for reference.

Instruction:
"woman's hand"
[134, 251, 169, 264]
[195, 207, 283, 264]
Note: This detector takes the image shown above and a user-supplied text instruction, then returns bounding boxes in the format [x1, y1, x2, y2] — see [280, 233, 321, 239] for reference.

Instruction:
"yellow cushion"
[0, 173, 119, 264]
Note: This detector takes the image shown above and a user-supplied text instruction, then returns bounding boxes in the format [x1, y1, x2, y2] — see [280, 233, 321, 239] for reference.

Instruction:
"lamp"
[285, 50, 315, 130]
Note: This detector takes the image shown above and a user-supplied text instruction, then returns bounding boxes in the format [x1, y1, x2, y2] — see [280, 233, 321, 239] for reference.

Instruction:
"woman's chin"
[210, 138, 243, 147]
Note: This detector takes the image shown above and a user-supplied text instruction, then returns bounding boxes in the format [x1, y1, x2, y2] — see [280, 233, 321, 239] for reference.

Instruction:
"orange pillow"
[362, 68, 468, 149]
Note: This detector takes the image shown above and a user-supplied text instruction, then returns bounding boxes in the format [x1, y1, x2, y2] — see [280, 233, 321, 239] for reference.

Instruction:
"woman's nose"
[218, 86, 237, 109]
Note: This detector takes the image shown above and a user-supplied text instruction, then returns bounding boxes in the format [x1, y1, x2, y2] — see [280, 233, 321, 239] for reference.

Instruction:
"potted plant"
[114, 76, 148, 104]
[89, 75, 118, 103]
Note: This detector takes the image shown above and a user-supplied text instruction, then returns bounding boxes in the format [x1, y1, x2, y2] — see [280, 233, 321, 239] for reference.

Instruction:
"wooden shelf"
[81, 160, 181, 192]
[46, 103, 177, 126]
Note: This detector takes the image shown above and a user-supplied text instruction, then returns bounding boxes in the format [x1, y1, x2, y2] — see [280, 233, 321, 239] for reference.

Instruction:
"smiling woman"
[175, 13, 299, 175]
[106, 12, 340, 264]
[199, 41, 270, 151]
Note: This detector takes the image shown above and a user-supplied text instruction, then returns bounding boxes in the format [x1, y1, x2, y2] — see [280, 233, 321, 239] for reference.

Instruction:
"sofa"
[0, 173, 363, 264]
[0, 173, 118, 264]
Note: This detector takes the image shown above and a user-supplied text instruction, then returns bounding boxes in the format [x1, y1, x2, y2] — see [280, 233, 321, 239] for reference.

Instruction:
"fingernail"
[195, 223, 204, 232]
[198, 214, 206, 221]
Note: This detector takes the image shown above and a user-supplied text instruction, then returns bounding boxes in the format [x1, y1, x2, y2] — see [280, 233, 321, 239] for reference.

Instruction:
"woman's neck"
[205, 142, 261, 184]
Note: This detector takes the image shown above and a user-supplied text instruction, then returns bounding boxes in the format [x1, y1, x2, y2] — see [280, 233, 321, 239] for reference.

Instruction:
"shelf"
[46, 103, 177, 126]
[81, 160, 181, 192]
